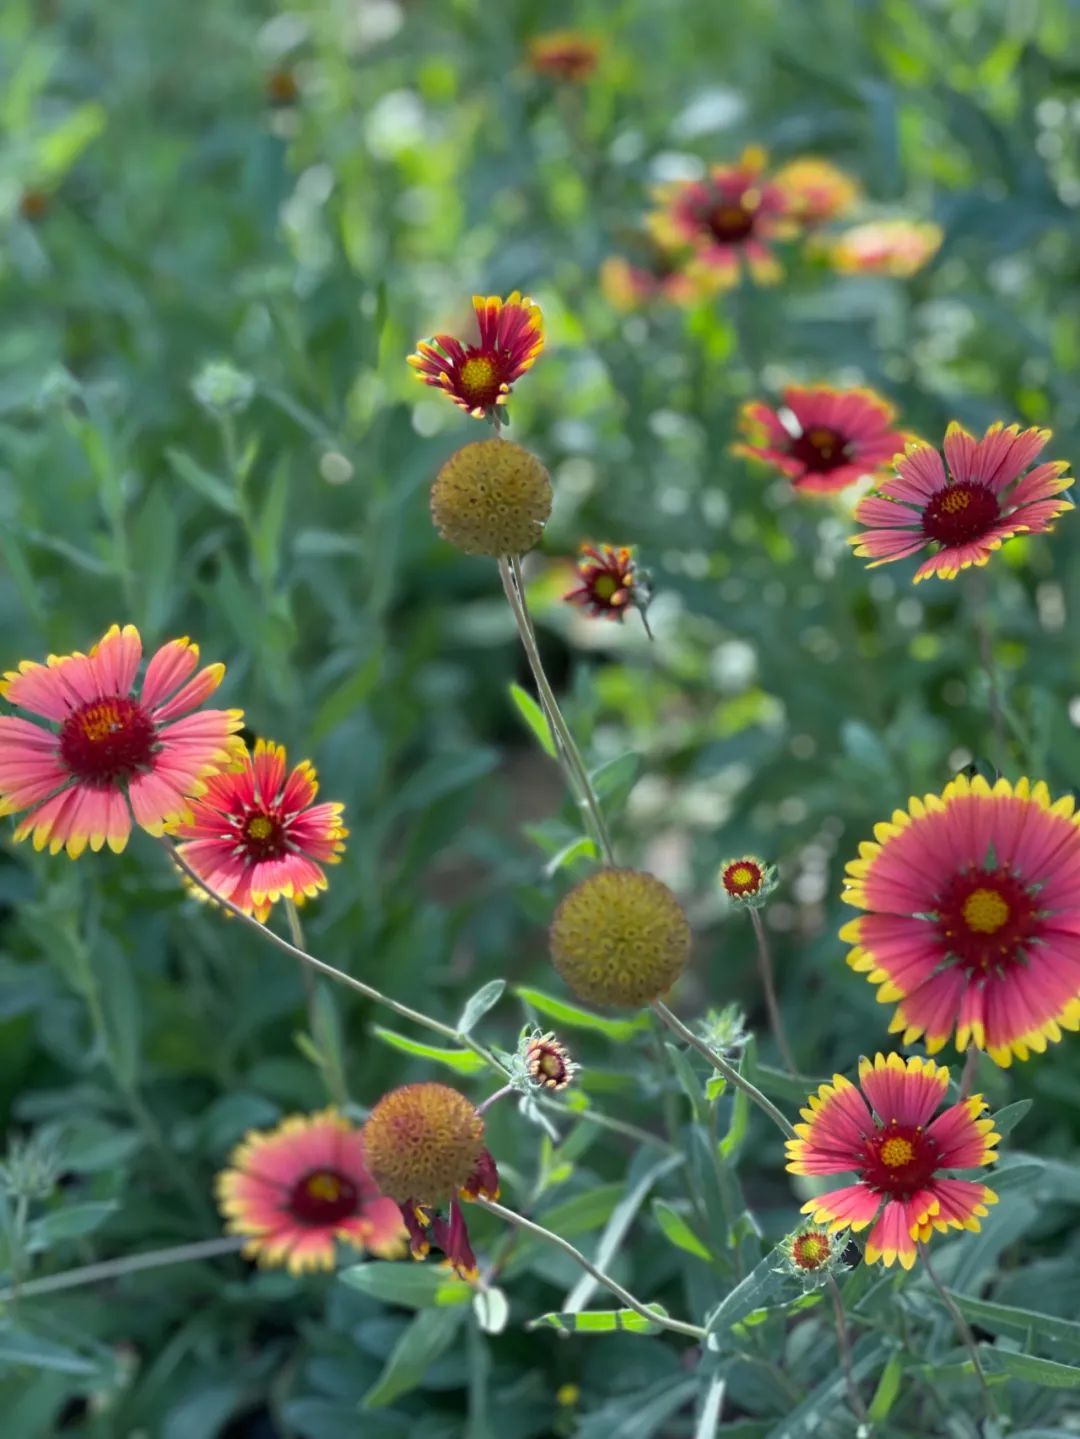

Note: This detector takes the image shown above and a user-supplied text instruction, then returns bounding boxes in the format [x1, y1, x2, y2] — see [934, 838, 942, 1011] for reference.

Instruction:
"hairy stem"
[919, 1243, 998, 1416]
[498, 555, 616, 864]
[0, 1237, 245, 1304]
[827, 1273, 867, 1422]
[749, 907, 795, 1073]
[474, 1196, 706, 1340]
[651, 1000, 796, 1140]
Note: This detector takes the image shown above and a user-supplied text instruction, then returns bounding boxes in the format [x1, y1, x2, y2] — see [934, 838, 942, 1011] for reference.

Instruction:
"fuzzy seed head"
[430, 439, 552, 557]
[362, 1083, 485, 1205]
[549, 867, 691, 1007]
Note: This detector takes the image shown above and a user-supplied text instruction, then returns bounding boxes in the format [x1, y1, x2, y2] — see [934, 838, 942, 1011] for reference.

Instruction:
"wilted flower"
[216, 1110, 406, 1273]
[550, 868, 691, 1007]
[527, 31, 601, 82]
[787, 1053, 1000, 1270]
[826, 219, 942, 277]
[192, 359, 257, 415]
[173, 739, 347, 921]
[408, 293, 544, 419]
[362, 1083, 499, 1281]
[850, 422, 1073, 582]
[736, 385, 908, 494]
[773, 157, 859, 226]
[564, 544, 640, 621]
[719, 856, 777, 906]
[430, 439, 552, 557]
[841, 773, 1080, 1065]
[0, 625, 244, 857]
[523, 1031, 578, 1091]
[649, 148, 794, 289]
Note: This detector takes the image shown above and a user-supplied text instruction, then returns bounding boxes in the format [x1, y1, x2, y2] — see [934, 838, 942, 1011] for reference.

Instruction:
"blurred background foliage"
[1, 0, 1080, 1434]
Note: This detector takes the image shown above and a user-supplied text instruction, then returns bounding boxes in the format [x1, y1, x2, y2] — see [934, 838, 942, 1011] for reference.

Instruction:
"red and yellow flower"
[826, 219, 942, 277]
[788, 1228, 834, 1272]
[216, 1109, 407, 1274]
[524, 1031, 577, 1091]
[787, 1053, 1000, 1269]
[0, 624, 243, 858]
[841, 773, 1080, 1066]
[407, 293, 544, 419]
[773, 157, 860, 226]
[719, 856, 776, 905]
[172, 738, 346, 922]
[527, 31, 601, 83]
[599, 253, 701, 311]
[736, 385, 907, 494]
[362, 1083, 500, 1281]
[649, 148, 793, 289]
[850, 422, 1073, 582]
[564, 544, 639, 621]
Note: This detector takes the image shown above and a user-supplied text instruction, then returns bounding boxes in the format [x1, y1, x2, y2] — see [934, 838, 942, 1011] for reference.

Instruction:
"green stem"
[497, 556, 616, 865]
[0, 1237, 244, 1304]
[749, 907, 795, 1073]
[651, 1000, 796, 1140]
[919, 1244, 998, 1417]
[970, 575, 1006, 773]
[474, 1197, 706, 1341]
[826, 1272, 867, 1422]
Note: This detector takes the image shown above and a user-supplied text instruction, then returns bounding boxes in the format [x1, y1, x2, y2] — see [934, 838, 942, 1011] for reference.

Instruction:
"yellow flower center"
[940, 488, 972, 514]
[962, 887, 1010, 934]
[879, 1136, 914, 1169]
[460, 355, 497, 396]
[247, 815, 274, 840]
[730, 866, 754, 886]
[306, 1171, 346, 1202]
[80, 701, 126, 743]
[593, 574, 618, 600]
[806, 427, 836, 456]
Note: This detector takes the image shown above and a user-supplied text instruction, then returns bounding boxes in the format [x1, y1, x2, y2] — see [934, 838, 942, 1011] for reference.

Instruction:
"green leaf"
[370, 1026, 486, 1074]
[165, 447, 240, 515]
[867, 1350, 904, 1420]
[589, 752, 642, 811]
[665, 1042, 706, 1122]
[363, 1306, 466, 1409]
[514, 986, 650, 1042]
[536, 1183, 626, 1240]
[705, 1250, 785, 1339]
[981, 1349, 1080, 1389]
[472, 1286, 509, 1334]
[0, 1330, 102, 1376]
[457, 979, 505, 1035]
[252, 461, 290, 585]
[383, 749, 499, 819]
[544, 835, 599, 877]
[948, 1293, 1080, 1354]
[509, 682, 556, 758]
[528, 1306, 666, 1335]
[705, 1075, 726, 1101]
[27, 1201, 118, 1249]
[694, 1372, 726, 1438]
[37, 102, 106, 180]
[992, 1099, 1033, 1138]
[339, 1261, 472, 1309]
[652, 1199, 712, 1261]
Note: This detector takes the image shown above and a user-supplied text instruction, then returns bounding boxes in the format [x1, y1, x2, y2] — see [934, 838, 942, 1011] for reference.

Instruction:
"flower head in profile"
[649, 148, 794, 289]
[523, 1031, 578, 1091]
[850, 423, 1073, 582]
[0, 624, 244, 858]
[736, 385, 908, 494]
[841, 773, 1080, 1066]
[216, 1109, 406, 1274]
[527, 30, 601, 82]
[773, 157, 860, 227]
[362, 1083, 499, 1281]
[430, 439, 552, 557]
[408, 293, 544, 419]
[719, 856, 777, 907]
[788, 1053, 999, 1270]
[172, 739, 347, 922]
[550, 868, 691, 1007]
[564, 544, 642, 623]
[599, 252, 700, 311]
[826, 219, 942, 277]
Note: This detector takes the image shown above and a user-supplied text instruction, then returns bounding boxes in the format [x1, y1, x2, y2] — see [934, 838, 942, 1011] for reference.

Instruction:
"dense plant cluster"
[2, 2, 1080, 1437]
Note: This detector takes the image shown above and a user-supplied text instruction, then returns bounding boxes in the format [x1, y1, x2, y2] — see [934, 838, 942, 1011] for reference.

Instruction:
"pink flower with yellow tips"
[0, 624, 243, 857]
[787, 1053, 999, 1270]
[736, 384, 908, 494]
[407, 293, 544, 419]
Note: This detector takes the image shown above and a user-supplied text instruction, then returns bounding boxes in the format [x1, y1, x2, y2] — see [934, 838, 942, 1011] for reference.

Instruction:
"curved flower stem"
[651, 1000, 796, 1140]
[476, 1084, 515, 1116]
[748, 908, 795, 1073]
[162, 839, 511, 1078]
[0, 1237, 244, 1305]
[826, 1273, 867, 1422]
[474, 1196, 706, 1341]
[918, 1242, 998, 1417]
[498, 555, 616, 865]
